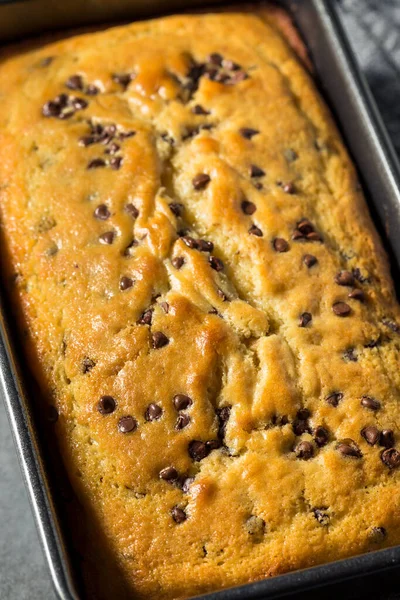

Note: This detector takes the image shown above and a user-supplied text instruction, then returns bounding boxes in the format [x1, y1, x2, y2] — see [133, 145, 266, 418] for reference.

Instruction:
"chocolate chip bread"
[1, 6, 400, 600]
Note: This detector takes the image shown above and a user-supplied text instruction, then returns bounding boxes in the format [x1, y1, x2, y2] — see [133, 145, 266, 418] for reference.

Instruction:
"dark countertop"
[1, 1, 400, 598]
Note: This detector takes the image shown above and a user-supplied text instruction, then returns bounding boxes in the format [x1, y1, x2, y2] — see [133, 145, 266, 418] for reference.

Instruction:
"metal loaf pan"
[1, 1, 400, 599]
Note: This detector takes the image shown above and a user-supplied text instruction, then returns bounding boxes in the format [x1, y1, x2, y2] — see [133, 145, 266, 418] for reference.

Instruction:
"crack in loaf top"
[0, 8, 400, 600]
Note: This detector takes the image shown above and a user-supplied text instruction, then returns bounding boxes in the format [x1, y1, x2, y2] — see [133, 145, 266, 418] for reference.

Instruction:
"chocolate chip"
[51, 92, 67, 107]
[208, 52, 223, 65]
[97, 395, 116, 414]
[292, 229, 304, 241]
[171, 505, 187, 523]
[181, 125, 201, 140]
[314, 426, 329, 447]
[173, 394, 192, 411]
[303, 254, 317, 268]
[71, 97, 88, 111]
[159, 466, 178, 482]
[332, 302, 351, 317]
[217, 405, 231, 439]
[99, 231, 115, 245]
[47, 406, 59, 423]
[326, 392, 343, 407]
[284, 148, 298, 162]
[86, 84, 100, 96]
[295, 441, 314, 460]
[184, 62, 205, 90]
[335, 271, 355, 286]
[110, 156, 123, 170]
[137, 309, 153, 325]
[299, 312, 312, 327]
[94, 204, 110, 220]
[336, 439, 362, 458]
[112, 72, 134, 88]
[282, 182, 295, 194]
[197, 239, 214, 252]
[175, 414, 191, 430]
[292, 413, 311, 436]
[105, 142, 121, 155]
[192, 173, 210, 190]
[118, 416, 137, 433]
[297, 409, 310, 420]
[273, 238, 289, 252]
[79, 135, 96, 147]
[192, 104, 210, 115]
[169, 203, 184, 217]
[240, 128, 259, 139]
[188, 440, 209, 461]
[181, 236, 199, 249]
[369, 527, 387, 542]
[313, 507, 330, 526]
[348, 289, 365, 302]
[119, 276, 134, 291]
[295, 219, 312, 235]
[361, 426, 379, 446]
[42, 100, 61, 117]
[306, 231, 323, 242]
[380, 429, 395, 448]
[249, 224, 263, 237]
[82, 357, 95, 374]
[253, 182, 263, 190]
[88, 158, 106, 170]
[209, 256, 224, 271]
[278, 414, 289, 426]
[250, 164, 265, 178]
[206, 439, 221, 451]
[123, 204, 138, 220]
[361, 396, 381, 411]
[241, 200, 256, 215]
[172, 256, 184, 270]
[89, 123, 103, 135]
[66, 74, 84, 90]
[42, 93, 88, 119]
[381, 447, 400, 469]
[151, 331, 169, 349]
[343, 347, 357, 362]
[145, 403, 162, 421]
[102, 124, 117, 138]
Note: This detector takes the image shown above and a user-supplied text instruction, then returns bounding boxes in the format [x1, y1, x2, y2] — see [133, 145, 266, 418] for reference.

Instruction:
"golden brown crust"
[1, 7, 400, 600]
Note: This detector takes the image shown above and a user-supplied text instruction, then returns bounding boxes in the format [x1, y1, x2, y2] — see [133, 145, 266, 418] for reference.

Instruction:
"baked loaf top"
[1, 8, 400, 600]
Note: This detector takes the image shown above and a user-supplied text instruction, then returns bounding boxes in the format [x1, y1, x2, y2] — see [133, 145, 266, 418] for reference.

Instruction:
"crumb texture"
[1, 9, 400, 600]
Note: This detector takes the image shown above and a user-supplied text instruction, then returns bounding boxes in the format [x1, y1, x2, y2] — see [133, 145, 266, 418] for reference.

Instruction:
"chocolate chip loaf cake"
[1, 6, 400, 600]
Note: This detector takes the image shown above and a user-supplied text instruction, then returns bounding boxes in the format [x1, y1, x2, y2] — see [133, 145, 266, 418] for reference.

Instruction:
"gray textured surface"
[1, 1, 400, 599]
